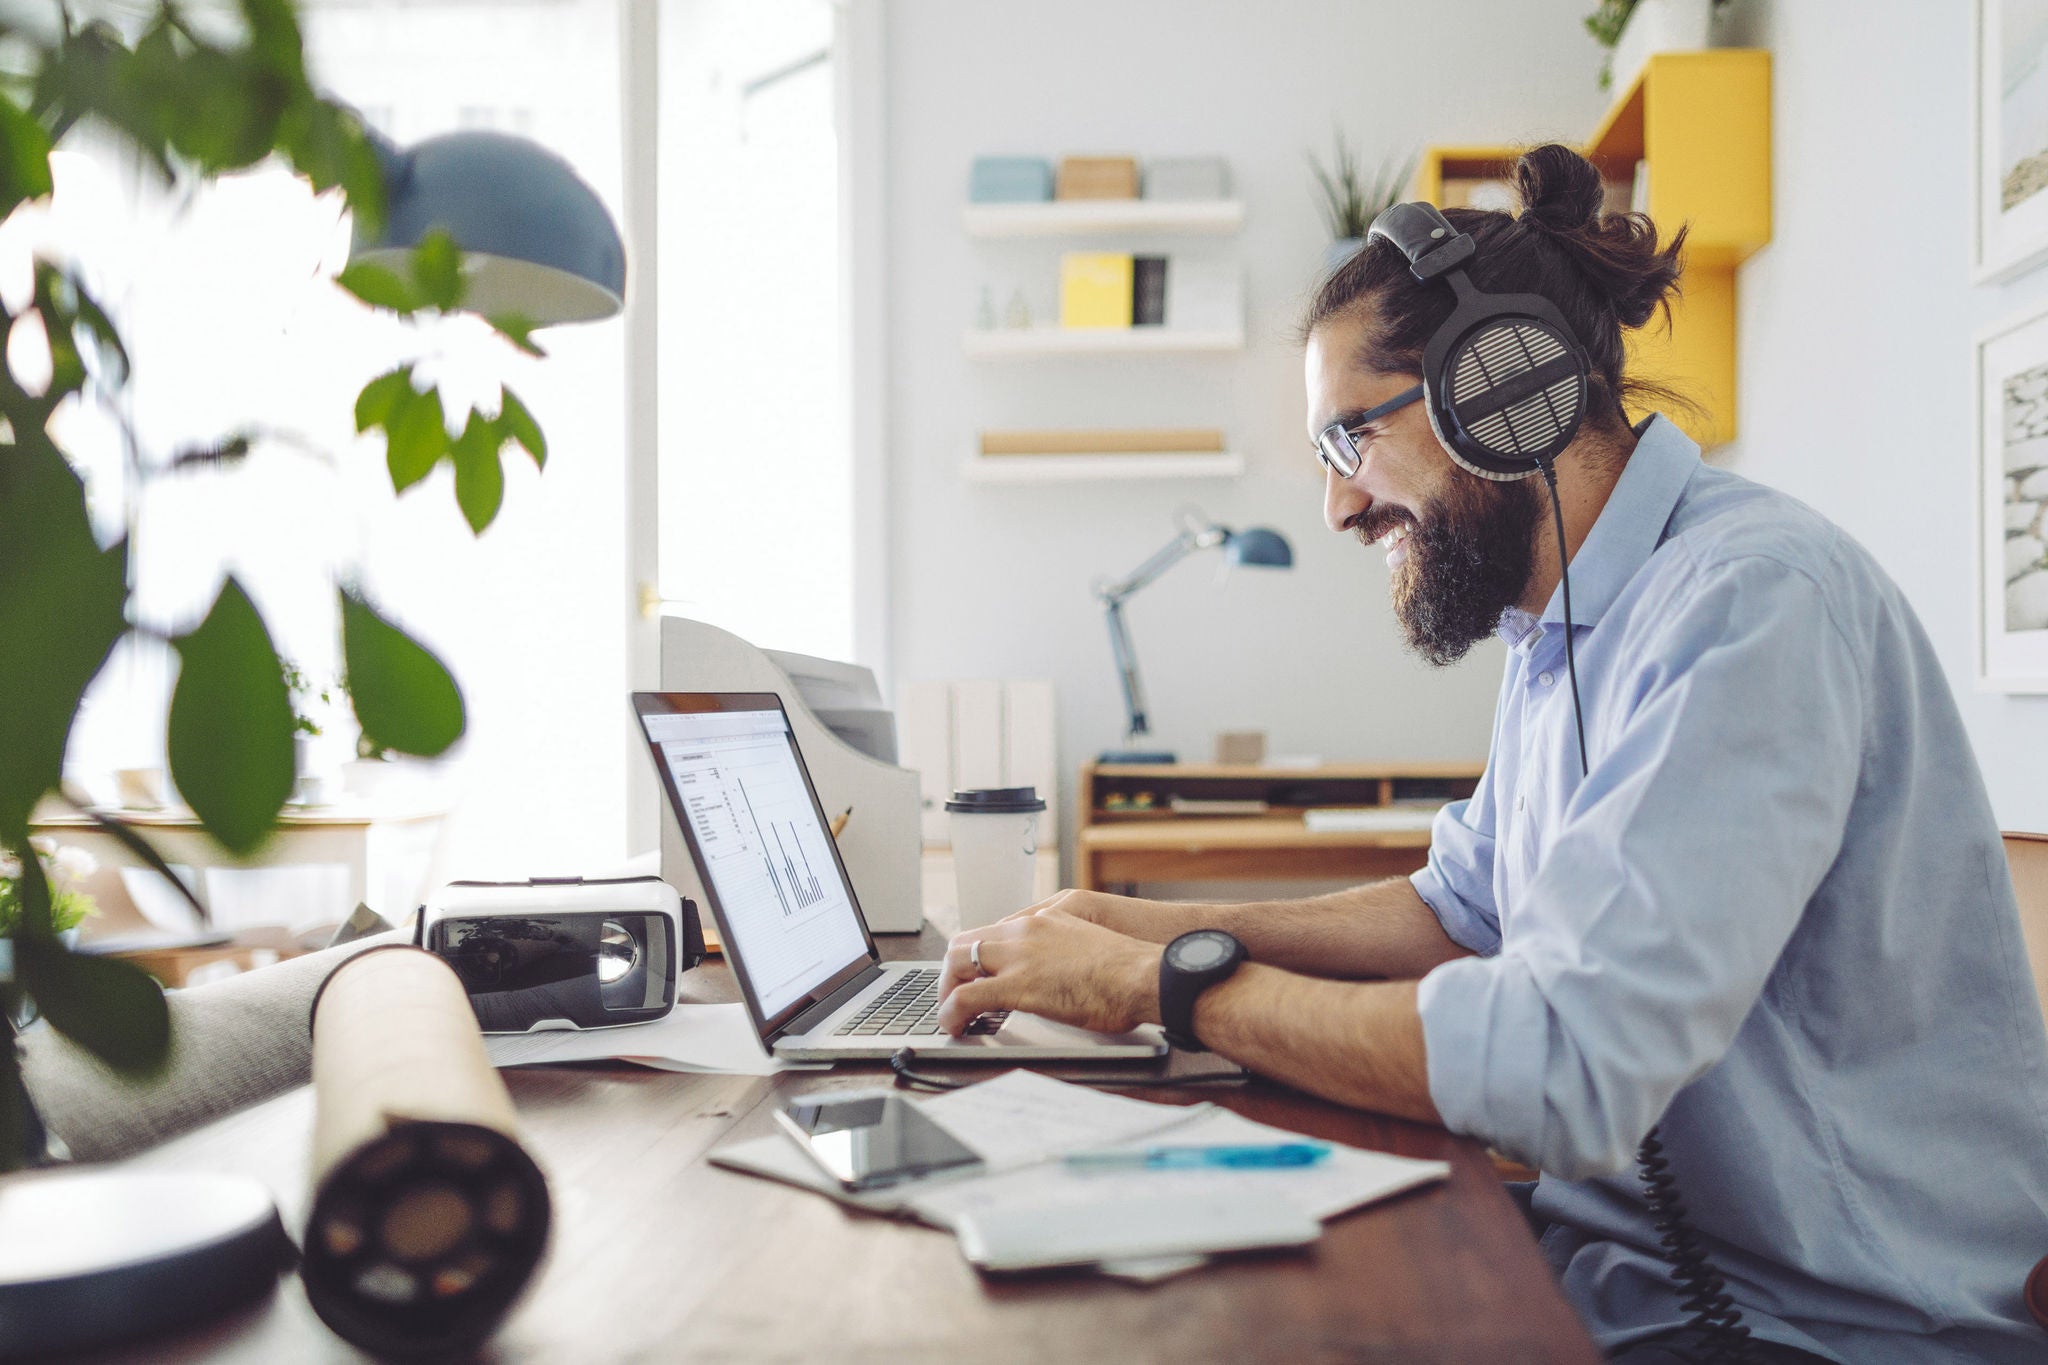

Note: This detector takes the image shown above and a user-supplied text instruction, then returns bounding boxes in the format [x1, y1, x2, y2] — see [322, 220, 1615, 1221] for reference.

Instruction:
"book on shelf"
[1055, 155, 1140, 200]
[1133, 256, 1168, 326]
[979, 428, 1226, 457]
[1060, 252, 1135, 329]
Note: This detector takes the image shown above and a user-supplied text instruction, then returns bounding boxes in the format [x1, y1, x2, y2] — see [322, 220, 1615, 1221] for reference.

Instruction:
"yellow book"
[1059, 253, 1134, 329]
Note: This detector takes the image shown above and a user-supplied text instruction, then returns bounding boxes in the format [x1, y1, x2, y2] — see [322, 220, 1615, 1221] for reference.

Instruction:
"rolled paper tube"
[303, 946, 551, 1359]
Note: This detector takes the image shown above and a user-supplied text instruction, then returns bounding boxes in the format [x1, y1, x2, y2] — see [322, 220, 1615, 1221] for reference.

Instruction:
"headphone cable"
[1536, 457, 1755, 1365]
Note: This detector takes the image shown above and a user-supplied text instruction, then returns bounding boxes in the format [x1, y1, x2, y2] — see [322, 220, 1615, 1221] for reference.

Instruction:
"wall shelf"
[1413, 50, 1772, 450]
[962, 199, 1244, 238]
[962, 326, 1244, 358]
[962, 452, 1245, 483]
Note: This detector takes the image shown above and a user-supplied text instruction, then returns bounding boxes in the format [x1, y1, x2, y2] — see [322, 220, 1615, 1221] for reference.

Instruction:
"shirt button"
[1538, 671, 1555, 686]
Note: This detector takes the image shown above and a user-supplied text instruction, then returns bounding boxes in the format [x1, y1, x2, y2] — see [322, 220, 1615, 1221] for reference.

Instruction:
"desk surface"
[93, 932, 1598, 1364]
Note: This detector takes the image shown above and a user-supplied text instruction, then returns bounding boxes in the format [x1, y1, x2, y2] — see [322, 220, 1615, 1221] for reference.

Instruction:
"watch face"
[1170, 931, 1234, 971]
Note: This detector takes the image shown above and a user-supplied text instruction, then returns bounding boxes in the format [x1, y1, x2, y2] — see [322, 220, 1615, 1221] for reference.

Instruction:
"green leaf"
[499, 387, 546, 470]
[0, 97, 54, 220]
[384, 387, 446, 492]
[32, 264, 86, 403]
[0, 432, 128, 837]
[340, 588, 464, 757]
[411, 229, 464, 312]
[16, 937, 169, 1075]
[167, 577, 295, 854]
[65, 271, 129, 388]
[353, 365, 414, 433]
[486, 313, 546, 358]
[336, 260, 417, 314]
[450, 410, 504, 534]
[0, 1034, 31, 1173]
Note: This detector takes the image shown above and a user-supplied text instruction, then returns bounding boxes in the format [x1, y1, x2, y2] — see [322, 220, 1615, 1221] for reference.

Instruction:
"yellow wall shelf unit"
[1413, 50, 1771, 450]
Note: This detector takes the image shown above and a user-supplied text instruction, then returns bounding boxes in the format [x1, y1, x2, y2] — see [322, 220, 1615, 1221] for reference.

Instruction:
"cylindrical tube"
[303, 946, 550, 1359]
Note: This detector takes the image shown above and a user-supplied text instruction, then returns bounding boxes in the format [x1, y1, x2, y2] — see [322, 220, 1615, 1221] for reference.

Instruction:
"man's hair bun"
[1512, 143, 1684, 332]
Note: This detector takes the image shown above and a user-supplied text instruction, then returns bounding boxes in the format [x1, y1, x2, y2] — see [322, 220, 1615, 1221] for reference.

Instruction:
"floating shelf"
[962, 199, 1244, 238]
[962, 326, 1244, 358]
[962, 452, 1245, 483]
[1413, 50, 1771, 450]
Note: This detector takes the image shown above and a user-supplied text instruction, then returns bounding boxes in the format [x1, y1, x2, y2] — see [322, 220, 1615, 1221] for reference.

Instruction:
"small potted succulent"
[1308, 130, 1414, 274]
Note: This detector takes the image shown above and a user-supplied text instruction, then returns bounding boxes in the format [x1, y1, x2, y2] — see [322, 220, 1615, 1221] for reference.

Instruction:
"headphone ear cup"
[1429, 316, 1589, 480]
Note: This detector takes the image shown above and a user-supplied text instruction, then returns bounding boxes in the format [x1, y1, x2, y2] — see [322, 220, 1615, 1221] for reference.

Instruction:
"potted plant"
[281, 660, 338, 805]
[1585, 0, 1727, 93]
[1308, 130, 1414, 273]
[0, 0, 564, 1168]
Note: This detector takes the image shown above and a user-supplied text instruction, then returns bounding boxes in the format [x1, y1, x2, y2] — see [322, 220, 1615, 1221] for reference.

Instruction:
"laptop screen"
[637, 696, 876, 1028]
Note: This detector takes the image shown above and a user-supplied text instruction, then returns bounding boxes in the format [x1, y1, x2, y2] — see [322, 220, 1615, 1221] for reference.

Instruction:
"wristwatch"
[1158, 929, 1247, 1052]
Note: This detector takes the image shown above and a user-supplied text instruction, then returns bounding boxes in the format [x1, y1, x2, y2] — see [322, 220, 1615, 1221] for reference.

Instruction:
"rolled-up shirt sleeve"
[1412, 794, 1503, 955]
[1417, 553, 1864, 1178]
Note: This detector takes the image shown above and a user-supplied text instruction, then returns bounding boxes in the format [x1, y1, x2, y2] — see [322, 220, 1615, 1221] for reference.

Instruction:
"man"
[935, 146, 2048, 1362]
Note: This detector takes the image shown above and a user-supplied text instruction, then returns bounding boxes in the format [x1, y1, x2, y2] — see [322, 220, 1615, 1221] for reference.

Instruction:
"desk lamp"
[352, 128, 627, 324]
[1096, 510, 1294, 764]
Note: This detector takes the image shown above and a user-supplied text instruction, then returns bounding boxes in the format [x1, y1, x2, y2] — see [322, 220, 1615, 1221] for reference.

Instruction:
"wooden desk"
[92, 931, 1596, 1364]
[1078, 761, 1482, 893]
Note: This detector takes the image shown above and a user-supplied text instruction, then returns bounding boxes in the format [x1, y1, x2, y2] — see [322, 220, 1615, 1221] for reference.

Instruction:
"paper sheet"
[483, 1002, 821, 1075]
[707, 1072, 1451, 1277]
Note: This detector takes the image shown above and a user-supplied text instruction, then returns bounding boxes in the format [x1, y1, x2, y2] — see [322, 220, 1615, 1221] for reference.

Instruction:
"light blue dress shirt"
[1412, 417, 2048, 1362]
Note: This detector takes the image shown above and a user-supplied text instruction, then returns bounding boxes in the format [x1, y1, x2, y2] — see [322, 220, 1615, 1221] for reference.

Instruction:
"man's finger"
[937, 975, 1012, 1036]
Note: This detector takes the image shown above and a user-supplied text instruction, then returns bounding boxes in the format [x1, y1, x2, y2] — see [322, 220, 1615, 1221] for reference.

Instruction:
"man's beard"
[1357, 474, 1542, 667]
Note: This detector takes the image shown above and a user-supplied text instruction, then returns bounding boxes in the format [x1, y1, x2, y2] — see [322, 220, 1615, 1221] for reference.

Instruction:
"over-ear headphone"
[1366, 201, 1591, 483]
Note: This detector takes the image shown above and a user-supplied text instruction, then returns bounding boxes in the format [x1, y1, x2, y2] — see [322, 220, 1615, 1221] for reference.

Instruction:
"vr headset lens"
[431, 912, 676, 1031]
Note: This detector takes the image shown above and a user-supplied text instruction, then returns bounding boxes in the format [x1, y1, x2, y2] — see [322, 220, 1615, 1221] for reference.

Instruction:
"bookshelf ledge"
[962, 452, 1245, 483]
[962, 199, 1245, 238]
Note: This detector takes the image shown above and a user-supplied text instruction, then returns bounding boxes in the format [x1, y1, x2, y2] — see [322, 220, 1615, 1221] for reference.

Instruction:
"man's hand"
[937, 910, 1164, 1037]
[997, 888, 1190, 944]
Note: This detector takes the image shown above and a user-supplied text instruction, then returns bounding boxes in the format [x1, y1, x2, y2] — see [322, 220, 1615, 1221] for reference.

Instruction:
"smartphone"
[773, 1092, 984, 1191]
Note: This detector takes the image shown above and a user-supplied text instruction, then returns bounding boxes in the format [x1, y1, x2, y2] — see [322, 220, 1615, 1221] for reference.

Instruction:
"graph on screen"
[654, 714, 869, 1016]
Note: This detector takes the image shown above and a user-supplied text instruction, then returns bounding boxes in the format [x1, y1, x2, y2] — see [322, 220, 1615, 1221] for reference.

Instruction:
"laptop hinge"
[782, 963, 887, 1038]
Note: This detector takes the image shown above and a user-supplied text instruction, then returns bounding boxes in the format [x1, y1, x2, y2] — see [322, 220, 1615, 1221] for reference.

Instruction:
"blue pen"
[1064, 1142, 1331, 1170]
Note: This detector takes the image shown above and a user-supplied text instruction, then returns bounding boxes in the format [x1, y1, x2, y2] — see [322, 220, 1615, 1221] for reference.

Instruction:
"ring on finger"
[969, 939, 986, 977]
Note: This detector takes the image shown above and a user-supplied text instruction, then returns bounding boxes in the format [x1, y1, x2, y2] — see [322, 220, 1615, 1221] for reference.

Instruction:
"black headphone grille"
[1447, 319, 1583, 460]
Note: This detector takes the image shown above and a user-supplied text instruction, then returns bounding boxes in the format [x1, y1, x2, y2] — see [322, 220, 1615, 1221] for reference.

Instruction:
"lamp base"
[1097, 749, 1177, 764]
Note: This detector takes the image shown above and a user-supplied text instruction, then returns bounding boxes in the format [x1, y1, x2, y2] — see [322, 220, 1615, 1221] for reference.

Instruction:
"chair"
[2000, 833, 2048, 1329]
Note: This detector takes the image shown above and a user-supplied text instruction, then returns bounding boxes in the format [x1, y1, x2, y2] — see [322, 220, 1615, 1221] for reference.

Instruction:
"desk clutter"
[712, 1070, 1447, 1283]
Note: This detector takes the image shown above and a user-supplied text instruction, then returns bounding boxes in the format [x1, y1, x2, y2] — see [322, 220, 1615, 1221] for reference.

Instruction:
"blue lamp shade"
[352, 130, 626, 325]
[1224, 526, 1294, 568]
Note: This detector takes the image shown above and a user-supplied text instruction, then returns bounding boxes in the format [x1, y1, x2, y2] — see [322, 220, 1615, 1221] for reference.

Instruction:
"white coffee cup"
[946, 787, 1046, 932]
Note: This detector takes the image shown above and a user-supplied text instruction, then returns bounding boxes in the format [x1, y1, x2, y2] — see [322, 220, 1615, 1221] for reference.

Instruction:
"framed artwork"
[1977, 302, 2048, 690]
[1975, 0, 2048, 281]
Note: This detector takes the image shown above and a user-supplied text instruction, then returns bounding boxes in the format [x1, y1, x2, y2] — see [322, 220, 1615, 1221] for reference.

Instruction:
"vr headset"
[421, 876, 706, 1033]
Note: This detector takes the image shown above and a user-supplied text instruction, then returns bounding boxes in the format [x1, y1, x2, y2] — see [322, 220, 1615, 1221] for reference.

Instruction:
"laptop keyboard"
[831, 968, 1010, 1037]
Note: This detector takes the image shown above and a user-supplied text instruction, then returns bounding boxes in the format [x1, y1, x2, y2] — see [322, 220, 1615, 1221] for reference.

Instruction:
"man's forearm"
[1188, 966, 1440, 1123]
[1154, 878, 1471, 979]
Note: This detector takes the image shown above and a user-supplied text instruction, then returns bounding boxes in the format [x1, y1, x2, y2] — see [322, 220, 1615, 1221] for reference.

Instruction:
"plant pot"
[1322, 237, 1364, 275]
[1609, 0, 1713, 96]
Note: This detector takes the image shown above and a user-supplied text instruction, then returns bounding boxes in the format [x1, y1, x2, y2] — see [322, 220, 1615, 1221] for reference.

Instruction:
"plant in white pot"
[1586, 0, 1728, 93]
[1308, 130, 1413, 273]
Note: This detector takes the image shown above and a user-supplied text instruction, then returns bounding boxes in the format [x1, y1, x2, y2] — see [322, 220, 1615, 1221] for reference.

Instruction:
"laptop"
[634, 692, 1166, 1063]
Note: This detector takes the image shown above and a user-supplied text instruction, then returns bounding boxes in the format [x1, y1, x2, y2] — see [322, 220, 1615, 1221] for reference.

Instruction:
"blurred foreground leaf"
[499, 387, 545, 469]
[341, 589, 464, 756]
[450, 411, 505, 533]
[168, 578, 295, 854]
[0, 433, 128, 837]
[16, 936, 168, 1074]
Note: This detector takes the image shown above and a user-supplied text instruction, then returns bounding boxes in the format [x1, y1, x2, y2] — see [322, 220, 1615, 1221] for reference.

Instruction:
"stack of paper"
[710, 1071, 1448, 1281]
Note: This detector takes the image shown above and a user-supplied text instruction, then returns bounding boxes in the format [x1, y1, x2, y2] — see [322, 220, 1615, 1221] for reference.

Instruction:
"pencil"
[829, 807, 853, 838]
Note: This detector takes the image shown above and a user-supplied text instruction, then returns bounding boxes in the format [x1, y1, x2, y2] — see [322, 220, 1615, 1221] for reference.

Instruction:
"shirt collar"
[1506, 414, 1701, 639]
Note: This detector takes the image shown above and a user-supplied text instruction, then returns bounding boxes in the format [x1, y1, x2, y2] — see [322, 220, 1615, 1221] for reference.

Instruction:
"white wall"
[1723, 0, 2048, 830]
[880, 1, 1612, 841]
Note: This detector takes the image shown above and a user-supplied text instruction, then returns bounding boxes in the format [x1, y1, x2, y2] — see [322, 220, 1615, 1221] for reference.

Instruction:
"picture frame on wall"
[1975, 0, 2048, 281]
[1976, 302, 2048, 690]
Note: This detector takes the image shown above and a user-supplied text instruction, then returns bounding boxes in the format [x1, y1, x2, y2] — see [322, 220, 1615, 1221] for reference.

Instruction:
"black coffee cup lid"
[945, 787, 1046, 814]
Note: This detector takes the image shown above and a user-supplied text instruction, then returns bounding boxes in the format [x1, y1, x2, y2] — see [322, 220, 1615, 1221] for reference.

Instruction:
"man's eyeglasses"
[1314, 383, 1423, 478]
